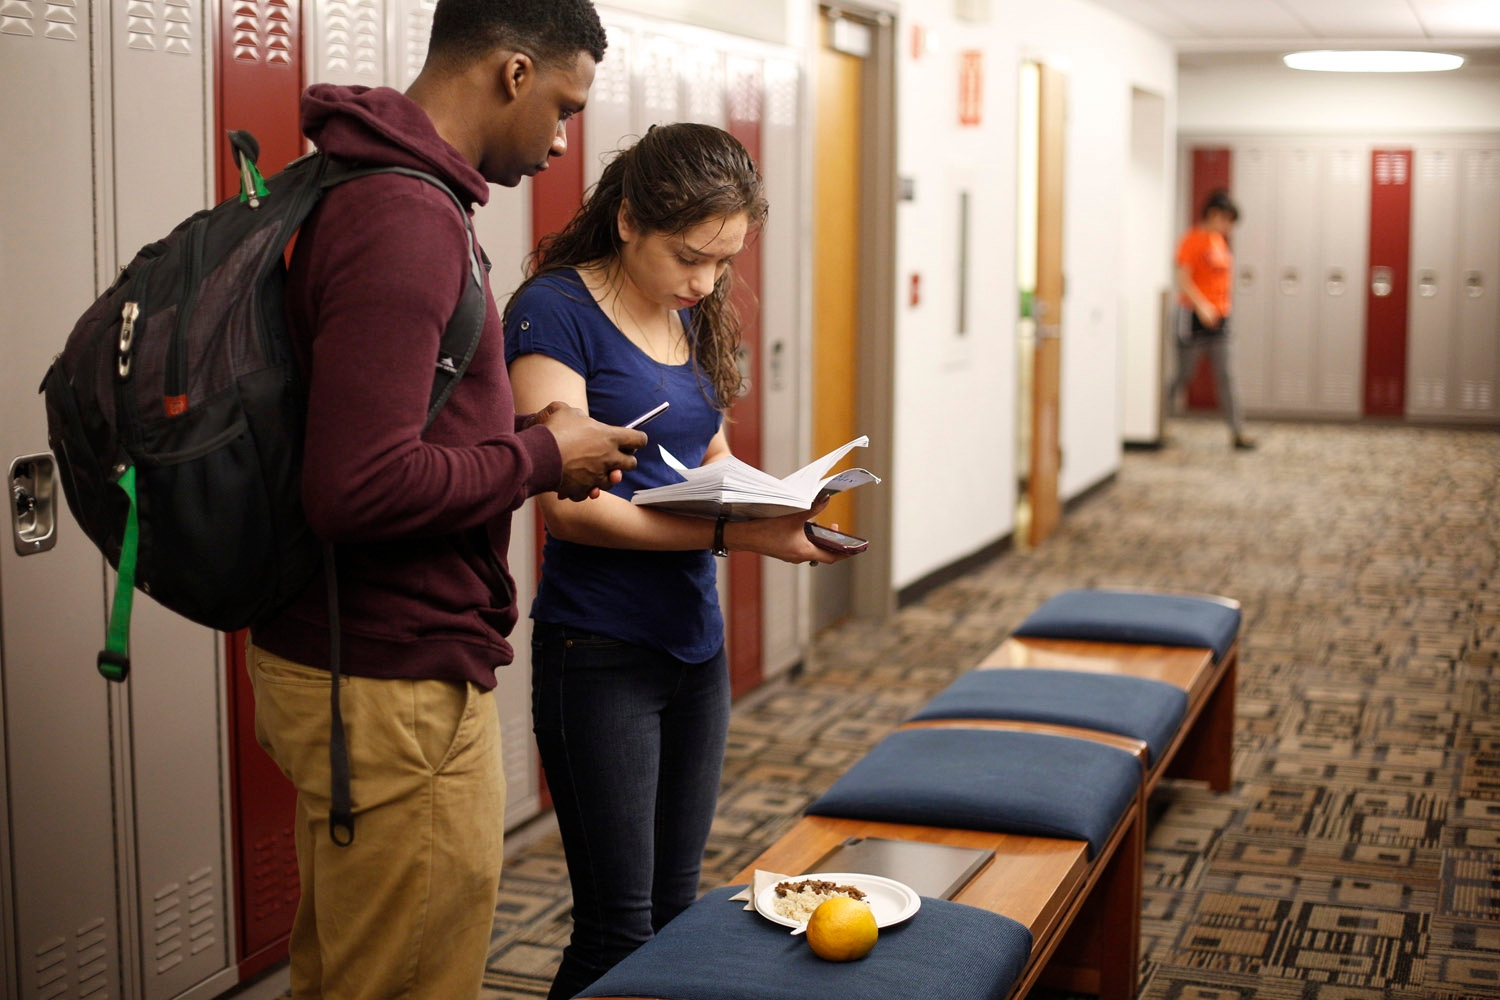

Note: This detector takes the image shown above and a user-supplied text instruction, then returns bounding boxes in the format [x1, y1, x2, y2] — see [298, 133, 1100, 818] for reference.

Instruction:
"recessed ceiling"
[1088, 0, 1500, 58]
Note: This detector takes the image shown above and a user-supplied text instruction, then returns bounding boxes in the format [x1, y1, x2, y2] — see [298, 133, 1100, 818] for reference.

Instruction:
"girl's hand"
[722, 497, 847, 565]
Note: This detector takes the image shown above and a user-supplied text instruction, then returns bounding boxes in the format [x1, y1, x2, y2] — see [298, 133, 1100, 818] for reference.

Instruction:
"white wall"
[598, 0, 1181, 592]
[1179, 62, 1500, 135]
[890, 0, 1177, 587]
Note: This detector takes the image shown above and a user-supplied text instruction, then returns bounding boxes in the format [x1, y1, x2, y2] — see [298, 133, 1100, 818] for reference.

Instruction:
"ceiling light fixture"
[1283, 50, 1465, 73]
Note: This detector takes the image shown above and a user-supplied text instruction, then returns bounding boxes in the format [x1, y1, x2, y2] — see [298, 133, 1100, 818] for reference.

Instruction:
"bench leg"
[1164, 651, 1237, 792]
[1034, 803, 1143, 1000]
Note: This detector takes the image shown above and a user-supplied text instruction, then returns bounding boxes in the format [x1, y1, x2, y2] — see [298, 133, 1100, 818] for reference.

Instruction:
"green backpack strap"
[97, 464, 138, 682]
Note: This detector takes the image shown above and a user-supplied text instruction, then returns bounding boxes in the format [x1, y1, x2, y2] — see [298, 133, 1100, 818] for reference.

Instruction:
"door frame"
[808, 0, 898, 620]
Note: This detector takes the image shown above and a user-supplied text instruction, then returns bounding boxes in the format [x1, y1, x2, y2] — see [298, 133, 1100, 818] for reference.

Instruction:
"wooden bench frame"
[590, 610, 1241, 1000]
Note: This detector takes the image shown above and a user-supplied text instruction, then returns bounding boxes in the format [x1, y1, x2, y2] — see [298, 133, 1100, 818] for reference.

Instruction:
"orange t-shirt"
[1176, 226, 1232, 317]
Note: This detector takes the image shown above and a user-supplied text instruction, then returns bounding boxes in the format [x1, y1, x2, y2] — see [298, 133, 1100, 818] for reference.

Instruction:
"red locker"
[726, 60, 765, 698]
[215, 0, 305, 978]
[1364, 149, 1412, 416]
[1185, 148, 1230, 411]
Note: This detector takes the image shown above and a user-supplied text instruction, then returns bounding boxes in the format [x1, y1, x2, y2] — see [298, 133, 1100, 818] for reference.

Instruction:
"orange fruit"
[805, 896, 878, 961]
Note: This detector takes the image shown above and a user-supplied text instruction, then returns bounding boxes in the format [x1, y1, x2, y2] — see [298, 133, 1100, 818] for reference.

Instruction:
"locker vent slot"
[1323, 376, 1357, 409]
[1329, 151, 1358, 184]
[683, 49, 726, 124]
[503, 711, 533, 798]
[125, 0, 193, 55]
[594, 27, 631, 107]
[1460, 380, 1494, 411]
[250, 826, 300, 921]
[767, 62, 799, 128]
[231, 0, 294, 65]
[401, 0, 435, 89]
[1420, 150, 1452, 183]
[2, 0, 80, 41]
[1468, 149, 1500, 188]
[322, 0, 381, 77]
[1374, 153, 1409, 186]
[1412, 377, 1446, 408]
[641, 36, 680, 122]
[1276, 373, 1309, 405]
[34, 918, 112, 998]
[150, 867, 220, 974]
[728, 61, 763, 124]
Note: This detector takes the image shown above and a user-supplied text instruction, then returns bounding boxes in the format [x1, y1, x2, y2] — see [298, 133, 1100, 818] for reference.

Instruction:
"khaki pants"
[248, 643, 506, 1000]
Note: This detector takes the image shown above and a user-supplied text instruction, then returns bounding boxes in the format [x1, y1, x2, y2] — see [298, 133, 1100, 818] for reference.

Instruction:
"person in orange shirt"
[1167, 189, 1254, 450]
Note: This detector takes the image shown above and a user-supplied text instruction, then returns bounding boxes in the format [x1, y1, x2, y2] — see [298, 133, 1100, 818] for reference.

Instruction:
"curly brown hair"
[504, 122, 768, 411]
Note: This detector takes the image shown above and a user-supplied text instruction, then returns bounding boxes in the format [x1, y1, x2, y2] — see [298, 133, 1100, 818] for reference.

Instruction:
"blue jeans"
[530, 622, 731, 1000]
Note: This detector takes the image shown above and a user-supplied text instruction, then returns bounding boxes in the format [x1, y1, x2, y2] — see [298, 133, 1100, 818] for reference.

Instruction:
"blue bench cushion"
[577, 886, 1031, 1000]
[806, 729, 1139, 858]
[1012, 589, 1242, 663]
[908, 668, 1188, 767]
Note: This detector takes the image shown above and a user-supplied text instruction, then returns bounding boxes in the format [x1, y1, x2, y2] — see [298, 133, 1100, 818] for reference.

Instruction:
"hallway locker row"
[0, 3, 804, 998]
[1184, 137, 1500, 424]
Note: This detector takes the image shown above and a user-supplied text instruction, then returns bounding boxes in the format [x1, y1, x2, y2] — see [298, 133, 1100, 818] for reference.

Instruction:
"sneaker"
[1232, 435, 1256, 451]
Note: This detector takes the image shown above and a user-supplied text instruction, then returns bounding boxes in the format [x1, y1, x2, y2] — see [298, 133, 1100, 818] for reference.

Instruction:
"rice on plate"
[771, 879, 869, 924]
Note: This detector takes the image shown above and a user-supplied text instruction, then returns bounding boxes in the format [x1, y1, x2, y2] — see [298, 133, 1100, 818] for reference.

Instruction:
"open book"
[630, 435, 880, 520]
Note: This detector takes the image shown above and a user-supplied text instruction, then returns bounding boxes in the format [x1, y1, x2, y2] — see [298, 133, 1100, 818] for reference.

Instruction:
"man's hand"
[1194, 301, 1221, 329]
[533, 404, 647, 502]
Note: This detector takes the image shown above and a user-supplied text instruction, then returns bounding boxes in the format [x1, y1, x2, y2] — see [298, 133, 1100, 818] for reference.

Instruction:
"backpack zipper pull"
[118, 301, 139, 378]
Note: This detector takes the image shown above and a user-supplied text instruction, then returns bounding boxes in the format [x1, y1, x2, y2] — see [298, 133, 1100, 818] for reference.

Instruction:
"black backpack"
[41, 131, 487, 844]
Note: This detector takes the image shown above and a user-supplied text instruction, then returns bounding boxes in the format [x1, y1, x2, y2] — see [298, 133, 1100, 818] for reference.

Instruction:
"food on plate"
[806, 896, 879, 962]
[770, 879, 868, 924]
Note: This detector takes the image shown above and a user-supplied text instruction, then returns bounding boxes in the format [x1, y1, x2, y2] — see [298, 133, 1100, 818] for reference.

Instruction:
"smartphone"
[805, 522, 869, 555]
[624, 400, 670, 430]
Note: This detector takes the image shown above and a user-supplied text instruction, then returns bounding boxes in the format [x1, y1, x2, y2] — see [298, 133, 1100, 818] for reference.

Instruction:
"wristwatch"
[711, 514, 730, 557]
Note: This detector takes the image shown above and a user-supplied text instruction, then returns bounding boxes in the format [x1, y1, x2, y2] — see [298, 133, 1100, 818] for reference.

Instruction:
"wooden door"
[812, 12, 863, 540]
[1028, 63, 1065, 547]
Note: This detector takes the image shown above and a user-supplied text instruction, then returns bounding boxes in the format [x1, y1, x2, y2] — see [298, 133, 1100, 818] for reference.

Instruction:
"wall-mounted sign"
[959, 50, 983, 126]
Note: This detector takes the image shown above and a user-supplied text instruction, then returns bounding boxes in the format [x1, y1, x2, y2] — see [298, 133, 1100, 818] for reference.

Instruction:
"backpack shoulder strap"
[320, 159, 487, 431]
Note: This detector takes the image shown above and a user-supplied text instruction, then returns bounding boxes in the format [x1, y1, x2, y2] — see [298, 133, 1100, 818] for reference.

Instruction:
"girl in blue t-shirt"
[503, 123, 847, 1000]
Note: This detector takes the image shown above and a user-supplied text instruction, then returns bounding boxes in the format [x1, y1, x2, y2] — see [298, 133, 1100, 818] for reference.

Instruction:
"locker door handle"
[9, 453, 58, 556]
[1371, 267, 1393, 298]
[1239, 267, 1255, 288]
[1326, 268, 1346, 296]
[1280, 268, 1300, 295]
[1466, 271, 1484, 298]
[735, 344, 753, 391]
[1418, 270, 1438, 298]
[770, 341, 787, 391]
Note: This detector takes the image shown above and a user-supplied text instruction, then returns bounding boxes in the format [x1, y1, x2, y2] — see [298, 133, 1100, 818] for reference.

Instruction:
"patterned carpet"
[476, 418, 1499, 998]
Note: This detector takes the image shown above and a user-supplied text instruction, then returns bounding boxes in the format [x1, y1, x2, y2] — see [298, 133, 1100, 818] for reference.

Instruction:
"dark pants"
[530, 622, 731, 1000]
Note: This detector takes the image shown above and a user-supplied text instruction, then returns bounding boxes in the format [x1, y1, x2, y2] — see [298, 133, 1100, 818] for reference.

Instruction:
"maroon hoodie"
[251, 84, 562, 688]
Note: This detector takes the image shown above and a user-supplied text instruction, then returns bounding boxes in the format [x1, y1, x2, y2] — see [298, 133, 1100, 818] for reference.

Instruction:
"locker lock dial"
[9, 453, 58, 556]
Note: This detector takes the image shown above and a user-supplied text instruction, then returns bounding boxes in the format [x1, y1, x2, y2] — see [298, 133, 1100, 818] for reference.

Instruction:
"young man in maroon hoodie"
[246, 2, 642, 997]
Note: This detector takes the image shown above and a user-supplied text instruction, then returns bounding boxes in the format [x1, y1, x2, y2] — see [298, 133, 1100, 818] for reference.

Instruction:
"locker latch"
[1326, 269, 1346, 297]
[1418, 270, 1438, 298]
[1466, 271, 1484, 299]
[9, 453, 58, 556]
[1371, 267, 1393, 298]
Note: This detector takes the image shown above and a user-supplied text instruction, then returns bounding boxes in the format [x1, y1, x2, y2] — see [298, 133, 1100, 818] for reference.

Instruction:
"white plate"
[754, 873, 921, 930]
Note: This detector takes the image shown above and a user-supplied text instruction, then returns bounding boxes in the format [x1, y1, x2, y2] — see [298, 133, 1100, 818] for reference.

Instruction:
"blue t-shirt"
[505, 269, 725, 662]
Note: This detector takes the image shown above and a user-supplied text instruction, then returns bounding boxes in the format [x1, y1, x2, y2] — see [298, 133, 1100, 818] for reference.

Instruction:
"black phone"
[805, 522, 869, 555]
[624, 400, 670, 429]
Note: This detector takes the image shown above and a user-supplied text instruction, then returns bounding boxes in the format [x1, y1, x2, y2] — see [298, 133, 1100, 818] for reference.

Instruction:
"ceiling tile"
[1153, 0, 1313, 37]
[1083, 0, 1203, 39]
[1282, 0, 1428, 39]
[1408, 0, 1500, 36]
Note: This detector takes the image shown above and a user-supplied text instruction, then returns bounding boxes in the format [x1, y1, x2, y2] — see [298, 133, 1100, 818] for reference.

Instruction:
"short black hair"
[428, 0, 606, 70]
[1200, 188, 1239, 222]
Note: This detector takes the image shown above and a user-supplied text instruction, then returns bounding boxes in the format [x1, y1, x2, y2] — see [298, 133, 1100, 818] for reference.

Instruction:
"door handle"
[1326, 268, 1346, 296]
[9, 453, 58, 556]
[769, 341, 786, 392]
[1418, 270, 1438, 298]
[1371, 266, 1393, 298]
[1466, 270, 1484, 298]
[1280, 268, 1299, 295]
